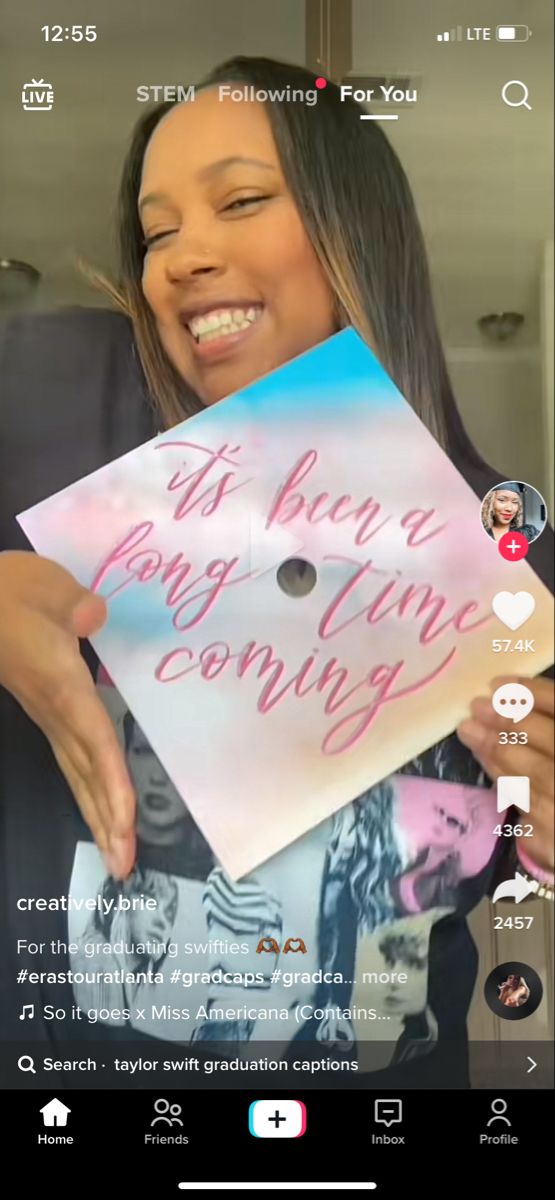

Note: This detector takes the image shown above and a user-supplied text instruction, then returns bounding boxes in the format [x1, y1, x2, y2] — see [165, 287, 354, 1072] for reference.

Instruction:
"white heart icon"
[492, 591, 535, 630]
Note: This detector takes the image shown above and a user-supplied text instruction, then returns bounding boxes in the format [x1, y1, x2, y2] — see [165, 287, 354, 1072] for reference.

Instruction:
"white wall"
[447, 349, 545, 491]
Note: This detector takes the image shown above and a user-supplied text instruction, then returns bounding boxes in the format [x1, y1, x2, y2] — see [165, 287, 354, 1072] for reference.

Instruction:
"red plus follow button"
[498, 531, 529, 561]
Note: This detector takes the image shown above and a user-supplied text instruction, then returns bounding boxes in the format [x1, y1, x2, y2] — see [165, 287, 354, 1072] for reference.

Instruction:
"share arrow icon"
[492, 872, 539, 904]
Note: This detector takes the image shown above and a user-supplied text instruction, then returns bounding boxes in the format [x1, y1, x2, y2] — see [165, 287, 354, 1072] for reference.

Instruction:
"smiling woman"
[90, 55, 472, 450]
[136, 96, 340, 409]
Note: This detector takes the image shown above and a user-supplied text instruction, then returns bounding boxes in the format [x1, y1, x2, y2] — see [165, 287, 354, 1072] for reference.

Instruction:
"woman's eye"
[142, 196, 270, 247]
[144, 230, 176, 248]
[223, 195, 271, 213]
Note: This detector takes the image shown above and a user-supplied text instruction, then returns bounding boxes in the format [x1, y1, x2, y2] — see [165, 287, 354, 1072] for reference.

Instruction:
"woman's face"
[404, 794, 469, 850]
[139, 89, 338, 406]
[127, 720, 188, 847]
[492, 490, 520, 526]
[128, 873, 178, 945]
[367, 934, 427, 1017]
[429, 802, 469, 847]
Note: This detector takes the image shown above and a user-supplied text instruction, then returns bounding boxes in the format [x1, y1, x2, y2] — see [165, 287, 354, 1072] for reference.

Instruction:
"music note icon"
[19, 1004, 34, 1020]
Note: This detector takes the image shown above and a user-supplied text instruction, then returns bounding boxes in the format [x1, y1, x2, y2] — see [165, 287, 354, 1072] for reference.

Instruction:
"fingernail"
[457, 719, 486, 748]
[109, 835, 135, 878]
[102, 850, 120, 878]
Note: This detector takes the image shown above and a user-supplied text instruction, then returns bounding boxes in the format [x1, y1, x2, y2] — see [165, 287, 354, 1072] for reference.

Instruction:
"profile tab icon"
[486, 1098, 511, 1127]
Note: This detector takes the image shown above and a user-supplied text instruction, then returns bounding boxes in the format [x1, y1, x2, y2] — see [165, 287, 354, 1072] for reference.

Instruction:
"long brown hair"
[84, 55, 472, 455]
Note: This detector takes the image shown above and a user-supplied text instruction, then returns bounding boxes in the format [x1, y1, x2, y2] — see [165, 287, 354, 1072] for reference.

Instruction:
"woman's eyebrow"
[138, 157, 276, 213]
[198, 155, 277, 181]
[138, 191, 174, 215]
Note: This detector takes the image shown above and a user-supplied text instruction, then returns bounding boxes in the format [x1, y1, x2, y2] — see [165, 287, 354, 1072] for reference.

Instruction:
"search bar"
[177, 1186, 377, 1192]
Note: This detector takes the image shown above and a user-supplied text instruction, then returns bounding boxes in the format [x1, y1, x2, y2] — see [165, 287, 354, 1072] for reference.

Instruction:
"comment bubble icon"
[492, 683, 534, 723]
[374, 1098, 403, 1127]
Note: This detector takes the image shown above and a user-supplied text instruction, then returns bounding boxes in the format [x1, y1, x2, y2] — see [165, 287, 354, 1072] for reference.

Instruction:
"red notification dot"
[498, 531, 529, 561]
[315, 77, 327, 89]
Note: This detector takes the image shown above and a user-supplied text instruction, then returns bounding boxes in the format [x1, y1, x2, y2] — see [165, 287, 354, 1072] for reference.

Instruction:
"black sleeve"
[0, 307, 155, 551]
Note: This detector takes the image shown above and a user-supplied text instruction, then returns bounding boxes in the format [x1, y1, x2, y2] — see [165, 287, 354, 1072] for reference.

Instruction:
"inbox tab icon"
[375, 1098, 403, 1127]
[497, 776, 530, 814]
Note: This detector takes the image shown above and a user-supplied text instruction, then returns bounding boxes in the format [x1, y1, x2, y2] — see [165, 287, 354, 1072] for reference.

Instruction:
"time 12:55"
[41, 26, 97, 41]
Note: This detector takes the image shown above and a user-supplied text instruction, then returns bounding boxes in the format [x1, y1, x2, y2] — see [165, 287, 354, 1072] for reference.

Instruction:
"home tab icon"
[40, 1098, 71, 1127]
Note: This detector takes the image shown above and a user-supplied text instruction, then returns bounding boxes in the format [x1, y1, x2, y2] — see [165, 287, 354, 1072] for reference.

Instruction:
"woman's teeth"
[187, 307, 261, 343]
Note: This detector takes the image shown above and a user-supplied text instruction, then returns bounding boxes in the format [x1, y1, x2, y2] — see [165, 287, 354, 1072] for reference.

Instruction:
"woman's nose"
[148, 770, 169, 788]
[164, 232, 225, 284]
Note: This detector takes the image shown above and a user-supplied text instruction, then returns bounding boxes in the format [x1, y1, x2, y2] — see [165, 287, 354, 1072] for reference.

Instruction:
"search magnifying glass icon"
[18, 1054, 36, 1074]
[502, 80, 532, 110]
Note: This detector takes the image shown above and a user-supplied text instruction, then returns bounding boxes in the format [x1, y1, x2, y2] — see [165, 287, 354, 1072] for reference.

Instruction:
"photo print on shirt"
[69, 670, 498, 1062]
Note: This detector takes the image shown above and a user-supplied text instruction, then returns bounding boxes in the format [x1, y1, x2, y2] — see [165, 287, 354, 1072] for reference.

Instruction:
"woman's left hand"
[457, 675, 554, 873]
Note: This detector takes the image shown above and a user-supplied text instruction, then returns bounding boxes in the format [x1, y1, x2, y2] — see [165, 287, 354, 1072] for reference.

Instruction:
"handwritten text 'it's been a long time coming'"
[90, 441, 489, 755]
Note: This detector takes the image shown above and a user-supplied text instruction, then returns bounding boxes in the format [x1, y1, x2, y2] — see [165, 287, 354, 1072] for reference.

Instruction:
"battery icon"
[496, 25, 531, 41]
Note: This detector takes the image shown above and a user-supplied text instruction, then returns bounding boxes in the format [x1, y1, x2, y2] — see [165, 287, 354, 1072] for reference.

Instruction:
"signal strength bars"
[437, 27, 463, 42]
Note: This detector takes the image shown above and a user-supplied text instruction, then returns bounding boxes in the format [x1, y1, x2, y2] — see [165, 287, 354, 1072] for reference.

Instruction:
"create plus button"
[248, 1099, 307, 1138]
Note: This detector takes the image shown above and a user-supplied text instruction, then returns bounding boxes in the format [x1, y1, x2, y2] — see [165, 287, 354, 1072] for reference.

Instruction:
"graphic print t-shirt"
[2, 307, 550, 1085]
[63, 663, 496, 1072]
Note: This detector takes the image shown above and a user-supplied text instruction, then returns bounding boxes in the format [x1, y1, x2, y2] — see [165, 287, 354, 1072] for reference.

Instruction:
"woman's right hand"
[0, 551, 136, 878]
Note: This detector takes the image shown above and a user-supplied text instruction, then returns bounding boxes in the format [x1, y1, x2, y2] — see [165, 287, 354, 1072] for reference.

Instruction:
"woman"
[498, 974, 530, 1008]
[97, 664, 215, 876]
[0, 57, 553, 1085]
[481, 482, 541, 544]
[72, 868, 178, 1020]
